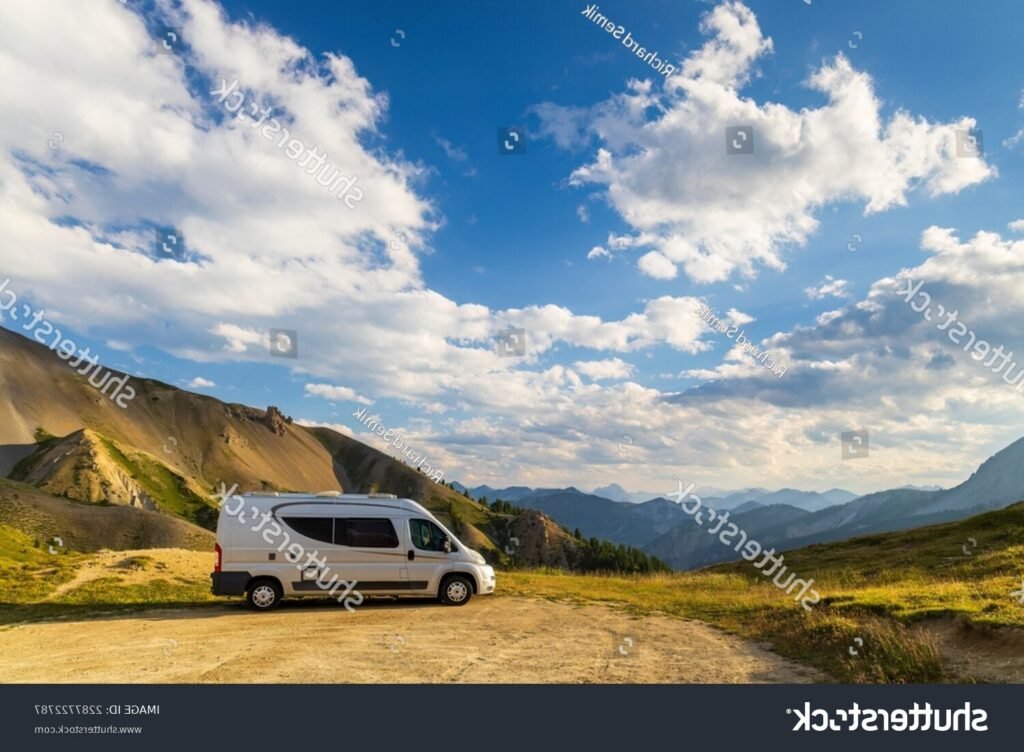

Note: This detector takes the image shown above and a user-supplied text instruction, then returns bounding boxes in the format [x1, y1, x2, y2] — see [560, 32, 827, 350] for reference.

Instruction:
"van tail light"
[215, 542, 223, 572]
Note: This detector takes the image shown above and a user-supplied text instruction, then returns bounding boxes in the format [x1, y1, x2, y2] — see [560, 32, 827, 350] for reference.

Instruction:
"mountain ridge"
[0, 326, 667, 573]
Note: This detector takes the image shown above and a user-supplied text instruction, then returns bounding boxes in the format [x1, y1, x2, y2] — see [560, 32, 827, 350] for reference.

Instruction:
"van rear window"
[337, 518, 399, 548]
[281, 516, 334, 544]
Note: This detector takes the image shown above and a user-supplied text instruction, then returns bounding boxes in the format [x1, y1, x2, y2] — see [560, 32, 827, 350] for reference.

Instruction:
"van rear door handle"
[407, 550, 415, 561]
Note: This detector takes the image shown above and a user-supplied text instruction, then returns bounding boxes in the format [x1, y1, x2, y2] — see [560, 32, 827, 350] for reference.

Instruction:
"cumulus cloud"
[187, 376, 216, 388]
[0, 0, 724, 404]
[805, 275, 852, 300]
[638, 251, 677, 279]
[725, 307, 754, 326]
[668, 222, 1024, 487]
[587, 245, 610, 260]
[537, 1, 995, 283]
[305, 383, 373, 405]
[0, 1, 737, 489]
[572, 358, 635, 380]
[1, 0, 1015, 495]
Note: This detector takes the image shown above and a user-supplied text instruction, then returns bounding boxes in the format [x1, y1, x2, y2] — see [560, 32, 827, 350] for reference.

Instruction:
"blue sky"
[2, 0, 1024, 495]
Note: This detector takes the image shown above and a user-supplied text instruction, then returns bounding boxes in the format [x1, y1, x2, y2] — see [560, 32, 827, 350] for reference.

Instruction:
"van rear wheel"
[439, 575, 473, 606]
[247, 579, 282, 611]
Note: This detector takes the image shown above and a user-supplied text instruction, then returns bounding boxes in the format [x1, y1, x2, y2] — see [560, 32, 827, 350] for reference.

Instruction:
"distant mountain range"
[446, 484, 859, 551]
[591, 483, 673, 504]
[645, 438, 1024, 569]
[453, 443, 1024, 571]
[451, 483, 536, 502]
[457, 482, 857, 510]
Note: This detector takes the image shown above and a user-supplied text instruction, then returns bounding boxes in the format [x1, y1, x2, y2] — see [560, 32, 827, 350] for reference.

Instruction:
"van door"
[326, 516, 408, 593]
[406, 518, 454, 593]
[275, 514, 337, 596]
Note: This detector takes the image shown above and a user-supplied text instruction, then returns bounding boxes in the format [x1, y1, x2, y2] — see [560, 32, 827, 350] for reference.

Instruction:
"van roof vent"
[368, 493, 397, 499]
[315, 491, 343, 497]
[246, 491, 279, 497]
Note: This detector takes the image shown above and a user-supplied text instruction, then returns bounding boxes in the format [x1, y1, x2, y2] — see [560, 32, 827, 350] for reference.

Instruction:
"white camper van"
[211, 491, 496, 611]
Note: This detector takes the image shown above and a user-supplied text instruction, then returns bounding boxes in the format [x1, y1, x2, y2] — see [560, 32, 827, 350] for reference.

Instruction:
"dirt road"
[0, 597, 819, 683]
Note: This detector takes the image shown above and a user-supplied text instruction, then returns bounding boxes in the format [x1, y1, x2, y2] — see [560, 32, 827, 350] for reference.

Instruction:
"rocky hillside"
[0, 326, 606, 568]
[0, 478, 213, 552]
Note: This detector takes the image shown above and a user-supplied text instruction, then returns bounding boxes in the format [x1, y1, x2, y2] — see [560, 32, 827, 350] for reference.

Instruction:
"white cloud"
[576, 204, 590, 223]
[638, 250, 677, 279]
[670, 223, 1024, 490]
[1003, 90, 1024, 150]
[725, 307, 754, 325]
[573, 358, 635, 380]
[1008, 219, 1024, 233]
[1, 0, 1016, 495]
[804, 275, 852, 300]
[529, 101, 591, 149]
[188, 376, 216, 388]
[538, 1, 995, 283]
[305, 383, 373, 405]
[433, 133, 468, 162]
[587, 245, 610, 260]
[433, 132, 476, 176]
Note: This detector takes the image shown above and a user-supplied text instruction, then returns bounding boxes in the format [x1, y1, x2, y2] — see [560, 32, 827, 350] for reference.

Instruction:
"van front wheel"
[439, 575, 473, 606]
[247, 579, 283, 611]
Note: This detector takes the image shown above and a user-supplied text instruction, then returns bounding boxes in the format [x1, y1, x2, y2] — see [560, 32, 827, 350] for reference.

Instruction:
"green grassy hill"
[504, 501, 1024, 683]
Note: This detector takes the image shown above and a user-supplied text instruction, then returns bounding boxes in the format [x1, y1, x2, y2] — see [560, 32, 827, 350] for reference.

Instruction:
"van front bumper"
[480, 566, 496, 594]
[211, 571, 250, 596]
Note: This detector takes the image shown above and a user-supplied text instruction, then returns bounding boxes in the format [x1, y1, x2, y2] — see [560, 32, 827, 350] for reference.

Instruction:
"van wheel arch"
[246, 577, 283, 611]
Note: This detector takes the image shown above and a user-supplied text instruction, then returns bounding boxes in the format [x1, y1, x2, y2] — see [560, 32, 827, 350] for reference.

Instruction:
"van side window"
[281, 517, 334, 544]
[409, 518, 449, 552]
[336, 518, 399, 548]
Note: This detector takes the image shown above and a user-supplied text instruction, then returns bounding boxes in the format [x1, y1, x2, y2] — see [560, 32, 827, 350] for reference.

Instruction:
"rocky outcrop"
[263, 406, 288, 437]
[508, 509, 577, 568]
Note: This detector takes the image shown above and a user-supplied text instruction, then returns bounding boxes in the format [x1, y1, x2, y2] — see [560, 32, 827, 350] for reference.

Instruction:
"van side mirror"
[443, 537, 452, 553]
